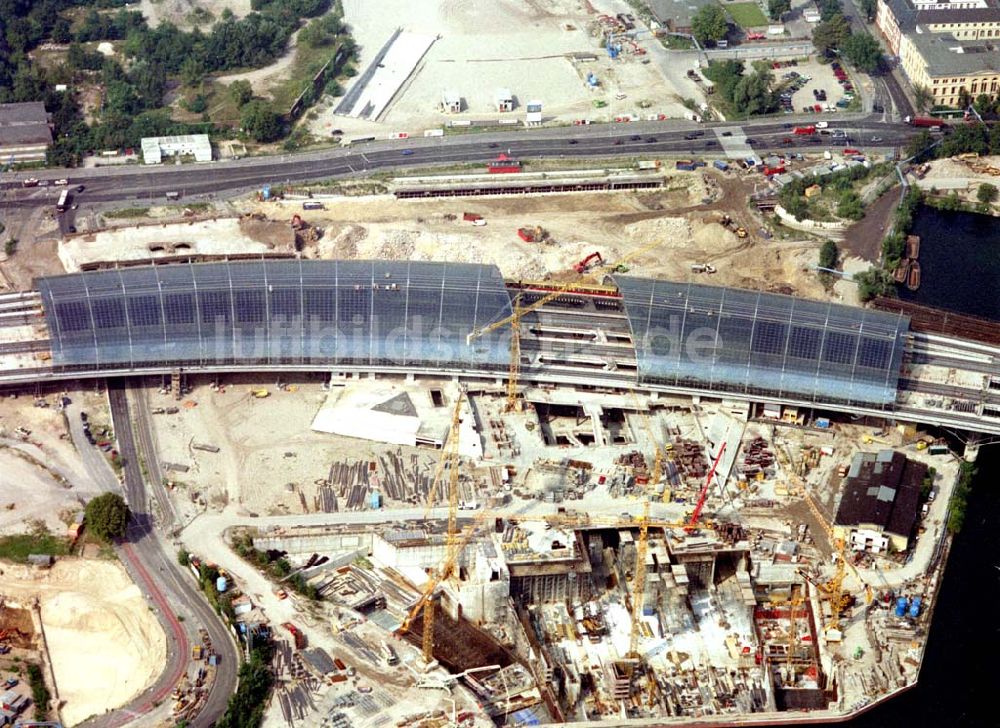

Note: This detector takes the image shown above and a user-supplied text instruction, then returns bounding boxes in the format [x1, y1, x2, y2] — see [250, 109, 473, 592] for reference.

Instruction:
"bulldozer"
[250, 389, 270, 399]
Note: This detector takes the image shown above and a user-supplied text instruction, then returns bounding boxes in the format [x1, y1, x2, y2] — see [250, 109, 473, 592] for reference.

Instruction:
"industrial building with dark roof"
[0, 101, 52, 163]
[833, 450, 927, 553]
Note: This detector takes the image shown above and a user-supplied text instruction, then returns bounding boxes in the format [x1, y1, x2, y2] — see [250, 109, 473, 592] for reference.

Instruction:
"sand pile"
[0, 560, 166, 727]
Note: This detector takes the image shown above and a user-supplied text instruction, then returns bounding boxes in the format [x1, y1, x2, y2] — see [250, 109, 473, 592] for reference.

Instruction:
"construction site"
[162, 375, 959, 727]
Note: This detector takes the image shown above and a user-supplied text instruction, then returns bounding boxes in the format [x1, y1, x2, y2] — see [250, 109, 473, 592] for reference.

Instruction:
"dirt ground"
[310, 0, 687, 138]
[0, 390, 109, 535]
[147, 376, 440, 520]
[258, 171, 832, 298]
[0, 560, 166, 727]
[138, 0, 253, 30]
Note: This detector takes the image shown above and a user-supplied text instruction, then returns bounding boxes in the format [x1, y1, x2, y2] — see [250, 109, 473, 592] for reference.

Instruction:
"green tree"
[855, 266, 896, 302]
[989, 123, 1000, 154]
[914, 84, 933, 113]
[974, 93, 995, 116]
[816, 0, 843, 21]
[177, 548, 191, 566]
[859, 0, 877, 21]
[732, 71, 776, 116]
[240, 99, 283, 142]
[812, 14, 850, 55]
[186, 94, 208, 113]
[905, 129, 933, 160]
[785, 194, 808, 221]
[180, 57, 205, 87]
[52, 17, 73, 44]
[299, 13, 345, 48]
[977, 183, 998, 204]
[841, 33, 883, 73]
[85, 493, 130, 542]
[768, 0, 791, 19]
[691, 4, 728, 44]
[837, 191, 865, 220]
[819, 240, 838, 270]
[229, 79, 253, 107]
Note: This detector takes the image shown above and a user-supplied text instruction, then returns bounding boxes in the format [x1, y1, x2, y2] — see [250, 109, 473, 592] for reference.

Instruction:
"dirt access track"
[0, 559, 166, 726]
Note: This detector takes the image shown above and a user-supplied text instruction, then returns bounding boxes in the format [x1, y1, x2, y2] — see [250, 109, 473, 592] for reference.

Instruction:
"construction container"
[895, 596, 908, 618]
[815, 418, 831, 428]
[713, 160, 729, 171]
[675, 160, 697, 172]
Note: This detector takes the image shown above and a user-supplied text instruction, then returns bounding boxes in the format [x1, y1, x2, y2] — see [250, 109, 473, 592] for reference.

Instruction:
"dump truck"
[793, 126, 816, 135]
[282, 622, 307, 649]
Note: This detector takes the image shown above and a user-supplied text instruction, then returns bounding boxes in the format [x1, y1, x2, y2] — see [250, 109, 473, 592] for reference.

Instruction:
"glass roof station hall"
[614, 277, 909, 410]
[37, 260, 515, 374]
[35, 260, 911, 410]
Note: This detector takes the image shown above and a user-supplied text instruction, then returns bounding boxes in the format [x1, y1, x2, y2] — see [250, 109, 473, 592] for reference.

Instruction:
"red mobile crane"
[687, 442, 726, 530]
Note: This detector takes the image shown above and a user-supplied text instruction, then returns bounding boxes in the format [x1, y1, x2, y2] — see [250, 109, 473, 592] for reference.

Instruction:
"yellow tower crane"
[466, 239, 666, 412]
[800, 487, 872, 637]
[400, 394, 466, 662]
[628, 498, 650, 660]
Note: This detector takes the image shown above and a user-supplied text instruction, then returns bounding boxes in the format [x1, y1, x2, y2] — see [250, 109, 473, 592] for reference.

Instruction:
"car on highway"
[629, 135, 641, 141]
[745, 138, 756, 145]
[401, 149, 414, 155]
[871, 136, 883, 143]
[488, 142, 499, 148]
[76, 184, 85, 192]
[567, 139, 578, 144]
[645, 136, 657, 143]
[54, 179, 68, 186]
[721, 131, 732, 137]
[704, 140, 716, 146]
[613, 139, 623, 145]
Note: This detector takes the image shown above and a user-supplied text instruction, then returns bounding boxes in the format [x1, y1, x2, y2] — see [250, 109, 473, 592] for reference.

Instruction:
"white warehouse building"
[141, 134, 212, 164]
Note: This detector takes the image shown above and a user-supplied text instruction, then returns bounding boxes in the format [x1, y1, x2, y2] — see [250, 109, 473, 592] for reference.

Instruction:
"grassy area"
[661, 35, 695, 50]
[727, 2, 769, 27]
[0, 531, 70, 564]
[27, 663, 50, 721]
[270, 41, 349, 115]
[103, 207, 150, 219]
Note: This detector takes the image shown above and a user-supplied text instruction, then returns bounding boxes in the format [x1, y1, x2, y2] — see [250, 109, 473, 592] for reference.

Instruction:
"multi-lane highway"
[1, 114, 919, 213]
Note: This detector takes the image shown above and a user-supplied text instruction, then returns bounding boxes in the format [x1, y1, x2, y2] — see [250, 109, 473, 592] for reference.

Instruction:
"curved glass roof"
[37, 260, 513, 372]
[614, 277, 909, 408]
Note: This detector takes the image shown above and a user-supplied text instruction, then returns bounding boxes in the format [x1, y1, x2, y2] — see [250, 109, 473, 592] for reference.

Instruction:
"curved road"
[100, 383, 239, 728]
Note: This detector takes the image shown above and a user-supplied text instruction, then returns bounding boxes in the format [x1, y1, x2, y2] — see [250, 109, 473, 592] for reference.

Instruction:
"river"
[900, 205, 1000, 319]
[849, 205, 999, 726]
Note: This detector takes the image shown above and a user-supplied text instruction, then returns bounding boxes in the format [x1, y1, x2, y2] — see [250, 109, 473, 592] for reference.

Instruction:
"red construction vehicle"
[574, 251, 604, 273]
[904, 115, 947, 128]
[686, 443, 727, 530]
[792, 126, 816, 135]
[282, 622, 307, 650]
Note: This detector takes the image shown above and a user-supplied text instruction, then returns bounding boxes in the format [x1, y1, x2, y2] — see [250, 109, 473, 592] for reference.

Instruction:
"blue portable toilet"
[909, 597, 922, 619]
[262, 184, 271, 201]
[895, 596, 908, 618]
[370, 490, 381, 509]
[216, 576, 227, 593]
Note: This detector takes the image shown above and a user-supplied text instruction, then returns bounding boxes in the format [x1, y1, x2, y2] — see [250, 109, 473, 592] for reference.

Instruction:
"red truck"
[792, 126, 816, 135]
[282, 622, 307, 650]
[905, 115, 946, 129]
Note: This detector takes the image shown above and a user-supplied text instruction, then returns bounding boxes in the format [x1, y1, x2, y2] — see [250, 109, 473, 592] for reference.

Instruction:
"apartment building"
[877, 0, 1000, 106]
